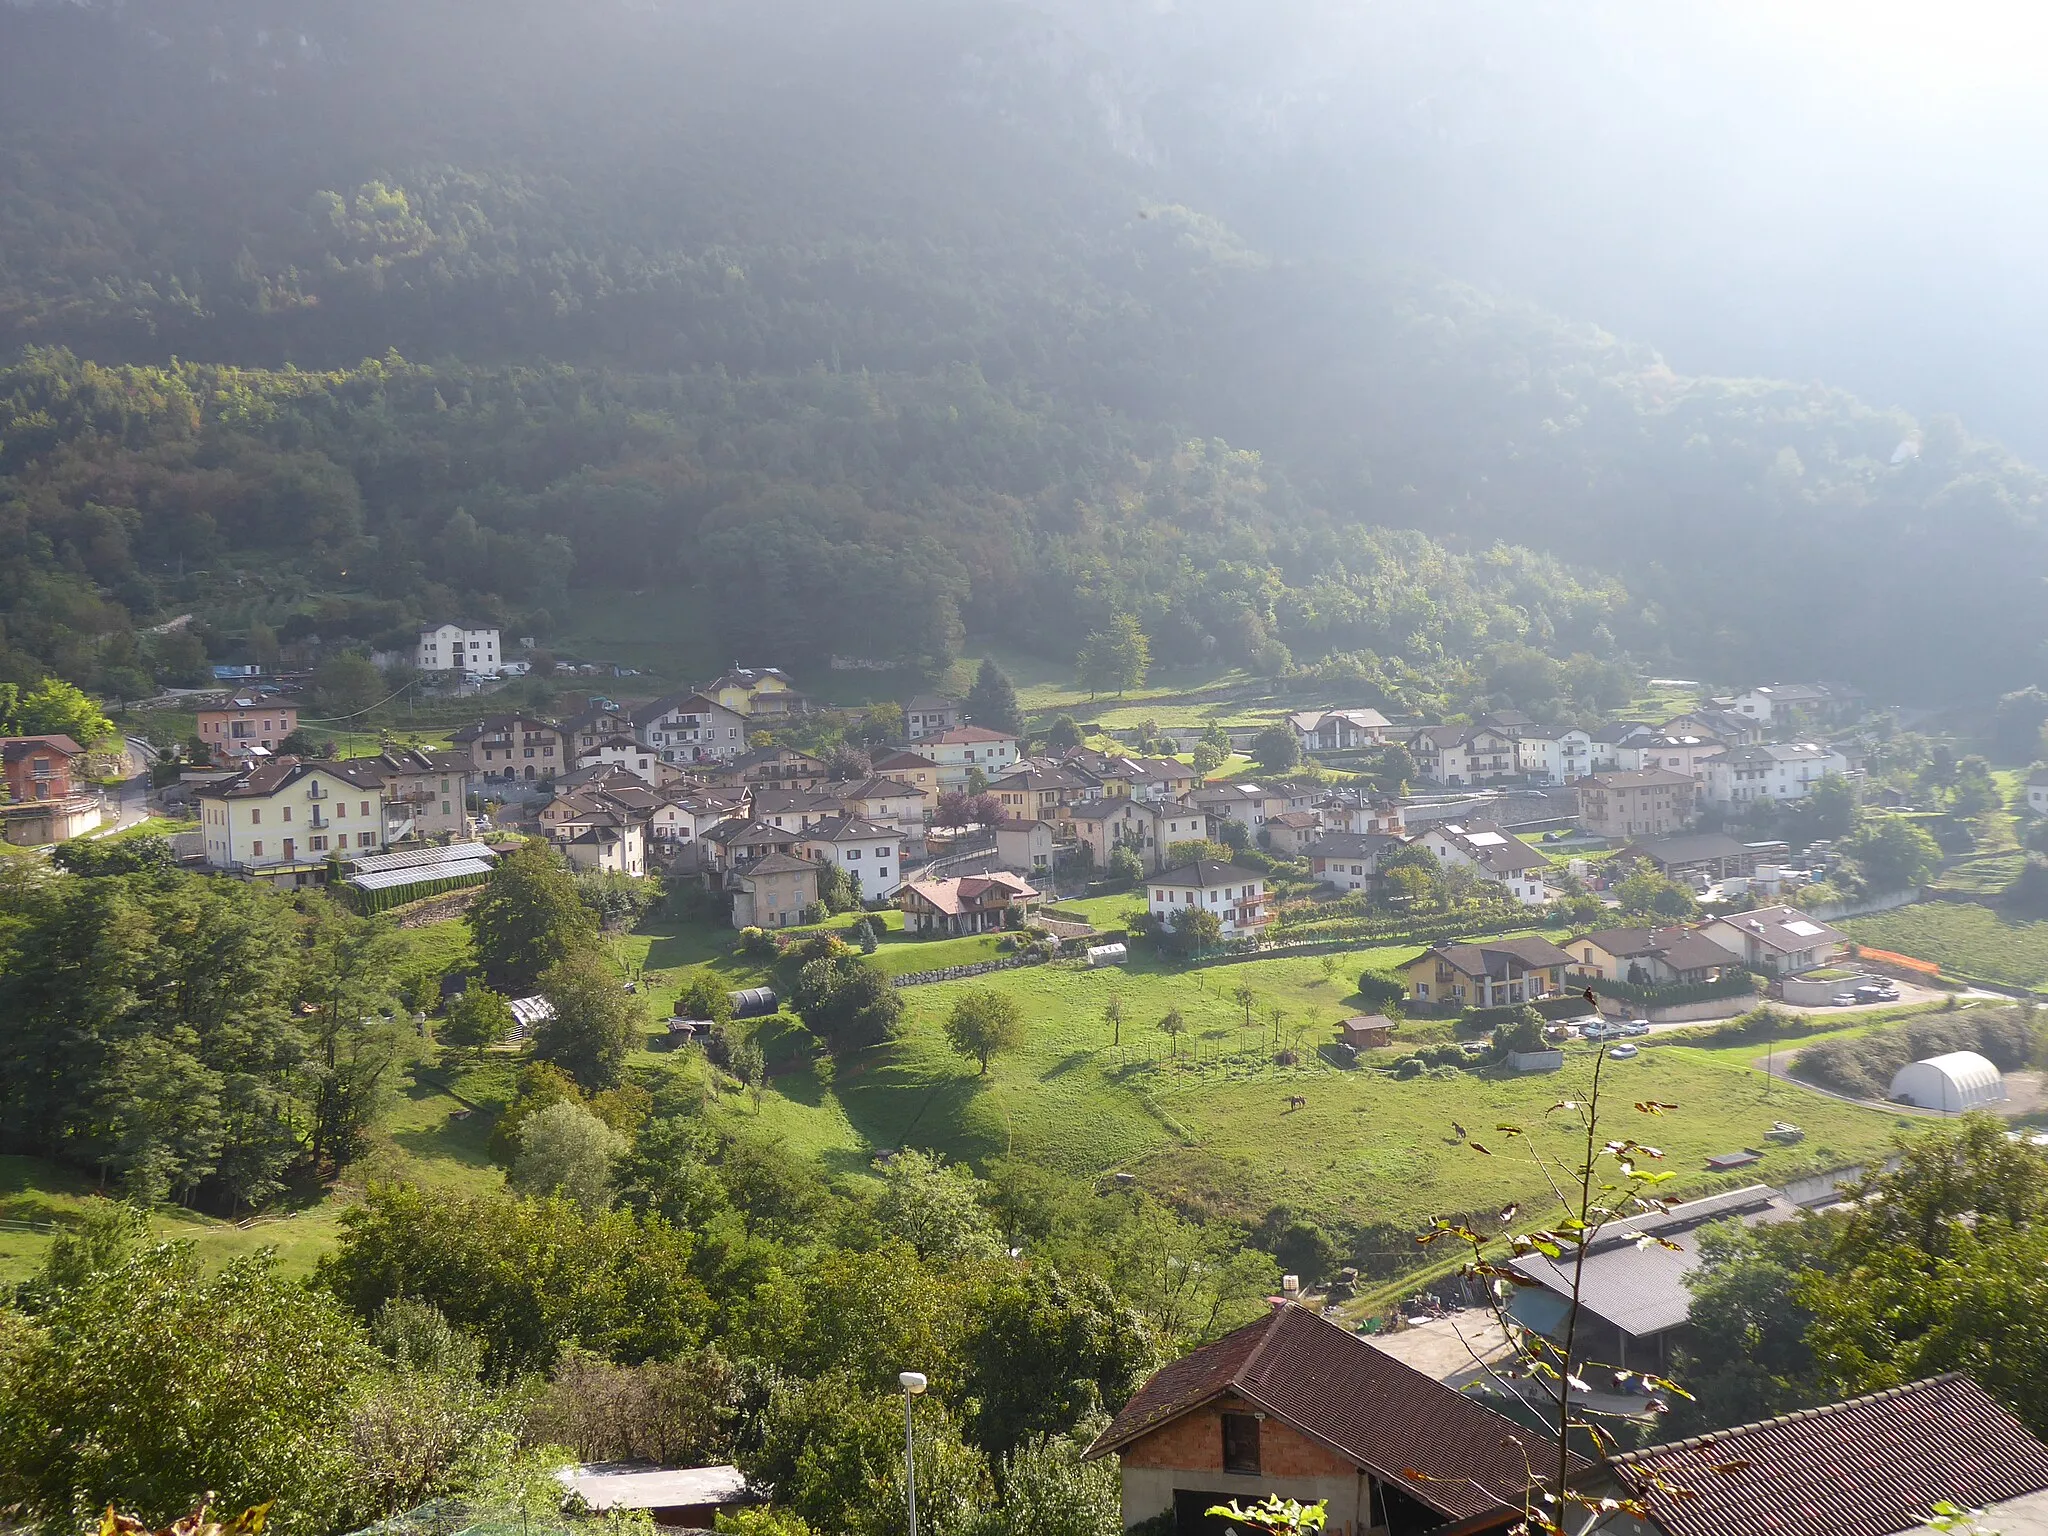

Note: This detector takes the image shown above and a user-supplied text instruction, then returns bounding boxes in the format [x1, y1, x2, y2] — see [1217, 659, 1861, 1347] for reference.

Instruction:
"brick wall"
[1118, 1395, 1356, 1479]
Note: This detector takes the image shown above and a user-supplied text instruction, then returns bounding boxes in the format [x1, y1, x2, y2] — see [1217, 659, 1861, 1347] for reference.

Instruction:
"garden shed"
[1889, 1051, 2006, 1113]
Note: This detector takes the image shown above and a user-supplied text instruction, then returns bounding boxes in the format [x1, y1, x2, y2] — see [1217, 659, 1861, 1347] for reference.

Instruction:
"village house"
[923, 724, 1022, 790]
[1305, 831, 1404, 893]
[1313, 795, 1406, 837]
[800, 814, 902, 900]
[1511, 729, 1563, 784]
[1068, 796, 1216, 875]
[827, 774, 930, 838]
[1117, 755, 1200, 802]
[990, 766, 1091, 821]
[1566, 926, 1736, 987]
[553, 808, 649, 877]
[1589, 720, 1659, 770]
[1700, 742, 1850, 804]
[196, 697, 300, 763]
[1286, 708, 1390, 754]
[1405, 724, 1471, 785]
[1415, 820, 1554, 906]
[705, 666, 809, 719]
[1146, 859, 1270, 939]
[706, 746, 829, 793]
[1616, 733, 1723, 779]
[371, 745, 473, 841]
[569, 729, 671, 781]
[1727, 680, 1866, 728]
[728, 852, 819, 929]
[1188, 781, 1290, 830]
[453, 714, 565, 784]
[1401, 935, 1574, 1008]
[649, 787, 747, 846]
[0, 735, 101, 845]
[631, 691, 749, 764]
[748, 788, 844, 831]
[898, 869, 1039, 934]
[870, 749, 943, 802]
[195, 756, 389, 884]
[1084, 1303, 1571, 1536]
[992, 817, 1057, 877]
[702, 817, 805, 873]
[415, 622, 503, 677]
[1575, 768, 1697, 840]
[1261, 809, 1324, 856]
[903, 693, 962, 741]
[1698, 904, 1847, 976]
[1662, 705, 1763, 746]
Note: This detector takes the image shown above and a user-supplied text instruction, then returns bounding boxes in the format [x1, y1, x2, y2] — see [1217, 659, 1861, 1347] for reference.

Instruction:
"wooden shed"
[1339, 1013, 1398, 1050]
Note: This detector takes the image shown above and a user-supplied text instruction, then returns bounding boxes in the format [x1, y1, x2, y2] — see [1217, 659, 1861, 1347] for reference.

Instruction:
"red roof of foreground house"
[1605, 1373, 2048, 1536]
[1085, 1305, 1574, 1526]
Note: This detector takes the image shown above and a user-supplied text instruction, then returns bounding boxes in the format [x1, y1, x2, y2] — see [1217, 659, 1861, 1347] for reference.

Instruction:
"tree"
[965, 659, 1024, 735]
[1044, 715, 1084, 753]
[1611, 858, 1699, 921]
[533, 1346, 744, 1468]
[944, 989, 1027, 1075]
[52, 833, 174, 876]
[534, 949, 645, 1090]
[1232, 983, 1257, 1030]
[1839, 815, 1942, 893]
[0, 1246, 372, 1536]
[1791, 772, 1859, 841]
[1252, 726, 1301, 773]
[1664, 1216, 1837, 1437]
[312, 651, 383, 717]
[1106, 845, 1144, 885]
[1994, 687, 2048, 762]
[793, 953, 903, 1056]
[876, 1149, 1001, 1261]
[1168, 904, 1222, 957]
[962, 1267, 1148, 1462]
[1157, 1008, 1187, 1059]
[675, 971, 735, 1025]
[857, 701, 904, 745]
[1191, 740, 1225, 775]
[731, 1037, 768, 1112]
[441, 984, 515, 1058]
[1103, 993, 1124, 1047]
[1355, 969, 1403, 1011]
[1491, 1005, 1547, 1055]
[1076, 615, 1148, 698]
[1951, 756, 2001, 817]
[0, 676, 115, 744]
[468, 842, 598, 992]
[509, 1100, 622, 1212]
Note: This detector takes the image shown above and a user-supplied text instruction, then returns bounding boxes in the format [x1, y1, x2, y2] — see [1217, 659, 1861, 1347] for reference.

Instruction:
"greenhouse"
[1889, 1051, 2007, 1114]
[345, 842, 500, 914]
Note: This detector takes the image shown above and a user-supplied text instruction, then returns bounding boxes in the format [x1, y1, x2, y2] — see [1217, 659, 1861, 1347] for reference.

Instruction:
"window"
[282, 806, 293, 823]
[1222, 1413, 1261, 1475]
[360, 802, 370, 818]
[250, 809, 262, 825]
[311, 836, 327, 852]
[252, 840, 264, 857]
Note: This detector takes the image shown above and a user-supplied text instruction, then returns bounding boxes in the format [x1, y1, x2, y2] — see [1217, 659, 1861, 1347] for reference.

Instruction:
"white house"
[1701, 743, 1850, 805]
[801, 814, 903, 899]
[1287, 709, 1391, 754]
[1514, 733, 1562, 784]
[2030, 772, 2048, 816]
[923, 725, 1021, 790]
[1698, 905, 1847, 976]
[1619, 734, 1724, 780]
[1416, 821, 1555, 907]
[1188, 781, 1291, 829]
[1146, 859, 1271, 938]
[416, 623, 503, 677]
[1305, 832, 1404, 892]
[632, 692, 749, 764]
[195, 757, 389, 885]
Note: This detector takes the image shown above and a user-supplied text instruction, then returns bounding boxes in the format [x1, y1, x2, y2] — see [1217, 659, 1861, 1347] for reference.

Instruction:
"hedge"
[1575, 971, 1761, 1009]
[343, 868, 491, 915]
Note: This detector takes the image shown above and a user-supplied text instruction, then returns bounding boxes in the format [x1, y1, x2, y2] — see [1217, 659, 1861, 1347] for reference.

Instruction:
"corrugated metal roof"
[349, 857, 495, 892]
[1608, 1374, 2048, 1536]
[350, 842, 497, 875]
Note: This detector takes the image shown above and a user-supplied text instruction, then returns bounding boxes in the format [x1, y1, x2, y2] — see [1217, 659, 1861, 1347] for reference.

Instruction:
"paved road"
[87, 738, 157, 837]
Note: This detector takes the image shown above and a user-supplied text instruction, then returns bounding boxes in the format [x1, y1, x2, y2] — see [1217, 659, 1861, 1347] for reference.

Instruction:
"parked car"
[1581, 1021, 1622, 1042]
[1857, 982, 1900, 1003]
[1830, 991, 1859, 1007]
[1623, 1019, 1651, 1038]
[1459, 1040, 1492, 1059]
[1608, 1043, 1640, 1059]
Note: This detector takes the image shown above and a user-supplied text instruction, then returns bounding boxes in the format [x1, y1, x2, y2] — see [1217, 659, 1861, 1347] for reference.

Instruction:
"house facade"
[1306, 832, 1403, 893]
[898, 870, 1039, 934]
[196, 698, 300, 763]
[416, 623, 503, 676]
[373, 746, 473, 841]
[1701, 743, 1850, 804]
[1617, 734, 1722, 779]
[728, 852, 820, 929]
[924, 725, 1022, 790]
[1576, 769, 1697, 839]
[1416, 820, 1554, 906]
[0, 735, 101, 845]
[706, 667, 808, 719]
[1146, 859, 1270, 939]
[453, 715, 565, 784]
[195, 757, 389, 884]
[800, 814, 903, 900]
[1286, 708, 1390, 753]
[633, 692, 748, 763]
[904, 694, 963, 741]
[1698, 905, 1847, 976]
[1401, 936, 1574, 1008]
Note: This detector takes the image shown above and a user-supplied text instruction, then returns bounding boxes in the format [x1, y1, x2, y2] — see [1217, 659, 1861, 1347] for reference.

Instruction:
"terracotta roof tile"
[1608, 1374, 2048, 1536]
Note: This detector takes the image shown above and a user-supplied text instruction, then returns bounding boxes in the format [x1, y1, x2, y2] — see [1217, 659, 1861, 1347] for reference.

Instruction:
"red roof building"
[1086, 1304, 1575, 1536]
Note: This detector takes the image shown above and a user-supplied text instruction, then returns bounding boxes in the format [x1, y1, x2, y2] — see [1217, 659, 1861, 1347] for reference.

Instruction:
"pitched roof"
[1306, 832, 1404, 860]
[739, 852, 817, 878]
[991, 767, 1089, 793]
[1421, 935, 1575, 977]
[803, 814, 897, 843]
[1155, 858, 1260, 887]
[450, 714, 560, 743]
[872, 750, 939, 772]
[899, 869, 1037, 914]
[1575, 927, 1662, 958]
[193, 755, 386, 798]
[1710, 904, 1846, 955]
[1618, 832, 1753, 865]
[629, 690, 728, 725]
[904, 694, 958, 712]
[1086, 1305, 1574, 1525]
[1606, 1374, 2048, 1536]
[1582, 768, 1696, 788]
[928, 724, 1018, 745]
[0, 734, 84, 760]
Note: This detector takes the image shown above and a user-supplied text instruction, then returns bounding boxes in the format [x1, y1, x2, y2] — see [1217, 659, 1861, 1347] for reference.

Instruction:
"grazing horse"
[1286, 1094, 1308, 1111]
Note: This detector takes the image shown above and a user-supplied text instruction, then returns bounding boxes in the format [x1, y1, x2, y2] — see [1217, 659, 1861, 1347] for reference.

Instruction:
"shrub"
[1793, 1007, 2036, 1098]
[738, 927, 777, 959]
[1355, 969, 1405, 1011]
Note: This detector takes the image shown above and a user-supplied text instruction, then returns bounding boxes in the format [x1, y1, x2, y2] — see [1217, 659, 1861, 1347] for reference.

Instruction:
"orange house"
[197, 697, 299, 762]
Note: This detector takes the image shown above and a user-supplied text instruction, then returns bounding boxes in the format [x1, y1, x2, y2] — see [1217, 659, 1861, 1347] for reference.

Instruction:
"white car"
[1608, 1043, 1640, 1059]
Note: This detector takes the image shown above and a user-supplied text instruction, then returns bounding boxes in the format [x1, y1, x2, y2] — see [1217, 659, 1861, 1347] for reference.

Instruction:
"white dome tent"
[1889, 1051, 2007, 1114]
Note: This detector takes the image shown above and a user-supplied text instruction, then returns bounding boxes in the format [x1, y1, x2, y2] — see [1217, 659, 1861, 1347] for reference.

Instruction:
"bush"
[1106, 846, 1145, 886]
[1355, 969, 1405, 1011]
[738, 926, 778, 959]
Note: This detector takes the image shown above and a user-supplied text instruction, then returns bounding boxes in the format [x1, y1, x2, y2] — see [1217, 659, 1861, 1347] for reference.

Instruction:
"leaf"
[1467, 1140, 1492, 1156]
[1705, 1459, 1752, 1473]
[1635, 1101, 1679, 1114]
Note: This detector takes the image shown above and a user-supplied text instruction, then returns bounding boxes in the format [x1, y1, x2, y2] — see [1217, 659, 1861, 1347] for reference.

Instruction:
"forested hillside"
[0, 0, 2043, 697]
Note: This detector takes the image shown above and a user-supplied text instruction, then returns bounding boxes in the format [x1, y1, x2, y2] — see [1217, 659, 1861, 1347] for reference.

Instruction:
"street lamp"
[900, 1370, 929, 1536]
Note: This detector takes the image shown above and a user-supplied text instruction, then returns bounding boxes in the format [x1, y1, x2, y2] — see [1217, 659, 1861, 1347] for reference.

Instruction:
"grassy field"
[1845, 904, 2048, 990]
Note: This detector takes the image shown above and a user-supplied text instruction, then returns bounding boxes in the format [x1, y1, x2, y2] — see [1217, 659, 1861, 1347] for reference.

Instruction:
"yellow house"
[194, 756, 389, 886]
[707, 667, 807, 718]
[1402, 936, 1575, 1009]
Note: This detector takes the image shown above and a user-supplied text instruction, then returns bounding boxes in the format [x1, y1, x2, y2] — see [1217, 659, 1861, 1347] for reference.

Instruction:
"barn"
[1889, 1051, 2007, 1113]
